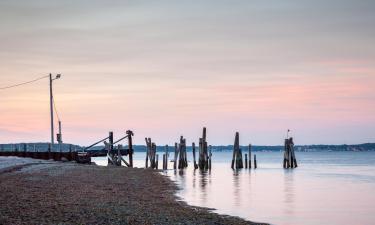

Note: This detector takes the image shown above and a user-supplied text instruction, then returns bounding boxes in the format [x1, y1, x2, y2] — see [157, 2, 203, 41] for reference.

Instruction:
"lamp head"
[56, 74, 61, 79]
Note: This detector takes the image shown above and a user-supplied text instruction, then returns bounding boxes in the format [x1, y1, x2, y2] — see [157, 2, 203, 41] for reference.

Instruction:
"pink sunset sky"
[0, 1, 374, 145]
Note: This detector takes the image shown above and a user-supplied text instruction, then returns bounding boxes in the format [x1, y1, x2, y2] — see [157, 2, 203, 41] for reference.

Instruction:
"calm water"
[93, 151, 375, 225]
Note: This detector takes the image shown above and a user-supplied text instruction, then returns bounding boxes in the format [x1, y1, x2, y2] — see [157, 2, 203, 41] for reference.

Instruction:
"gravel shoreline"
[0, 157, 268, 225]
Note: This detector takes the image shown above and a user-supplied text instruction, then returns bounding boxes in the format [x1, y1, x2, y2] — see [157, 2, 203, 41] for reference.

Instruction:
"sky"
[0, 0, 374, 146]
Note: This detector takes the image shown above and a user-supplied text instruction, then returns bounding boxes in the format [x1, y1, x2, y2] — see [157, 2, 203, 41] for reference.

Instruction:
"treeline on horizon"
[1, 142, 375, 152]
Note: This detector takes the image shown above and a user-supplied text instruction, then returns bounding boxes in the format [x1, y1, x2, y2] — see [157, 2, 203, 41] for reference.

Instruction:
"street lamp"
[50, 73, 61, 150]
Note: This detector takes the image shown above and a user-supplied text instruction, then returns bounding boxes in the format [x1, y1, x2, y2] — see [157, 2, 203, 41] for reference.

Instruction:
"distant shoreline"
[0, 156, 267, 225]
[1, 142, 375, 152]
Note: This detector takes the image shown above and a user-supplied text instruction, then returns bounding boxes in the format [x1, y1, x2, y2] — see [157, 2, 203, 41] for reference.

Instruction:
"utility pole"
[49, 73, 61, 151]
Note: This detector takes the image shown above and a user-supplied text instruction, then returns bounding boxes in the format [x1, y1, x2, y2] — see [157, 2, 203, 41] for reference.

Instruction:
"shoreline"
[0, 157, 267, 225]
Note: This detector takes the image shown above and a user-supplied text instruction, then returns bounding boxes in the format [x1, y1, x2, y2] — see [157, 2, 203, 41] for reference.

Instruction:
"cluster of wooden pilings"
[231, 132, 257, 170]
[145, 137, 158, 169]
[176, 136, 188, 169]
[0, 143, 82, 162]
[283, 137, 297, 168]
[197, 127, 211, 170]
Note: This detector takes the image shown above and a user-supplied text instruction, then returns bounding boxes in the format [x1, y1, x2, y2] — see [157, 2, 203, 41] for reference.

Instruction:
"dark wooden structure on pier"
[85, 130, 134, 167]
[0, 143, 81, 162]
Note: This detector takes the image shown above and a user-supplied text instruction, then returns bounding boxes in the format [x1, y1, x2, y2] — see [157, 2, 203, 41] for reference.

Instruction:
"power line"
[53, 96, 61, 122]
[0, 75, 49, 90]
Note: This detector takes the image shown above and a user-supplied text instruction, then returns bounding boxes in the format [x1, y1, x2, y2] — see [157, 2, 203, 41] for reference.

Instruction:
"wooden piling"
[174, 143, 178, 169]
[165, 145, 168, 169]
[126, 130, 134, 167]
[283, 137, 297, 169]
[208, 145, 212, 170]
[254, 154, 257, 169]
[162, 154, 166, 170]
[145, 138, 150, 168]
[192, 142, 198, 169]
[232, 132, 243, 169]
[178, 136, 188, 169]
[198, 127, 209, 170]
[108, 132, 114, 165]
[245, 154, 248, 168]
[156, 154, 159, 170]
[248, 144, 252, 169]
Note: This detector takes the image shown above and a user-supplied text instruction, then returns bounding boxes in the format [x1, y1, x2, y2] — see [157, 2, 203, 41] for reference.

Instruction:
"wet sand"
[0, 157, 267, 225]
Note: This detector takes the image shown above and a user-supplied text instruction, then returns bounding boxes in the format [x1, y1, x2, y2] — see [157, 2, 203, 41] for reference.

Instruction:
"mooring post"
[156, 154, 159, 170]
[245, 154, 248, 169]
[248, 144, 252, 169]
[165, 145, 168, 170]
[283, 139, 288, 168]
[127, 130, 134, 167]
[208, 145, 212, 170]
[162, 154, 165, 170]
[231, 132, 238, 169]
[199, 127, 208, 170]
[254, 154, 257, 169]
[178, 136, 182, 169]
[151, 143, 157, 169]
[174, 142, 178, 170]
[289, 137, 297, 168]
[238, 148, 244, 169]
[145, 138, 150, 168]
[192, 142, 198, 169]
[183, 138, 188, 168]
[107, 131, 114, 165]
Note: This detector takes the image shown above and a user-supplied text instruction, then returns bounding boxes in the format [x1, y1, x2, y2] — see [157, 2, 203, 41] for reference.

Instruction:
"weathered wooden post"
[208, 145, 212, 170]
[232, 132, 243, 169]
[199, 127, 209, 170]
[162, 154, 165, 170]
[245, 154, 248, 168]
[151, 143, 156, 169]
[165, 145, 168, 169]
[156, 154, 159, 170]
[108, 131, 114, 165]
[254, 154, 257, 169]
[127, 130, 134, 167]
[291, 140, 298, 168]
[248, 144, 252, 169]
[174, 142, 178, 169]
[192, 142, 198, 169]
[283, 138, 298, 169]
[286, 137, 297, 168]
[145, 138, 150, 168]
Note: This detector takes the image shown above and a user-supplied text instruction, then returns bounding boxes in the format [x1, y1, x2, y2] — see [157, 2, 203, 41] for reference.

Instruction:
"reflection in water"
[283, 170, 295, 217]
[232, 169, 241, 207]
[198, 169, 210, 203]
[93, 151, 375, 225]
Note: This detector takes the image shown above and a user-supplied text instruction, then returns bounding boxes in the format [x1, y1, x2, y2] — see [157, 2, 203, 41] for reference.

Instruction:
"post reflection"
[283, 169, 295, 217]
